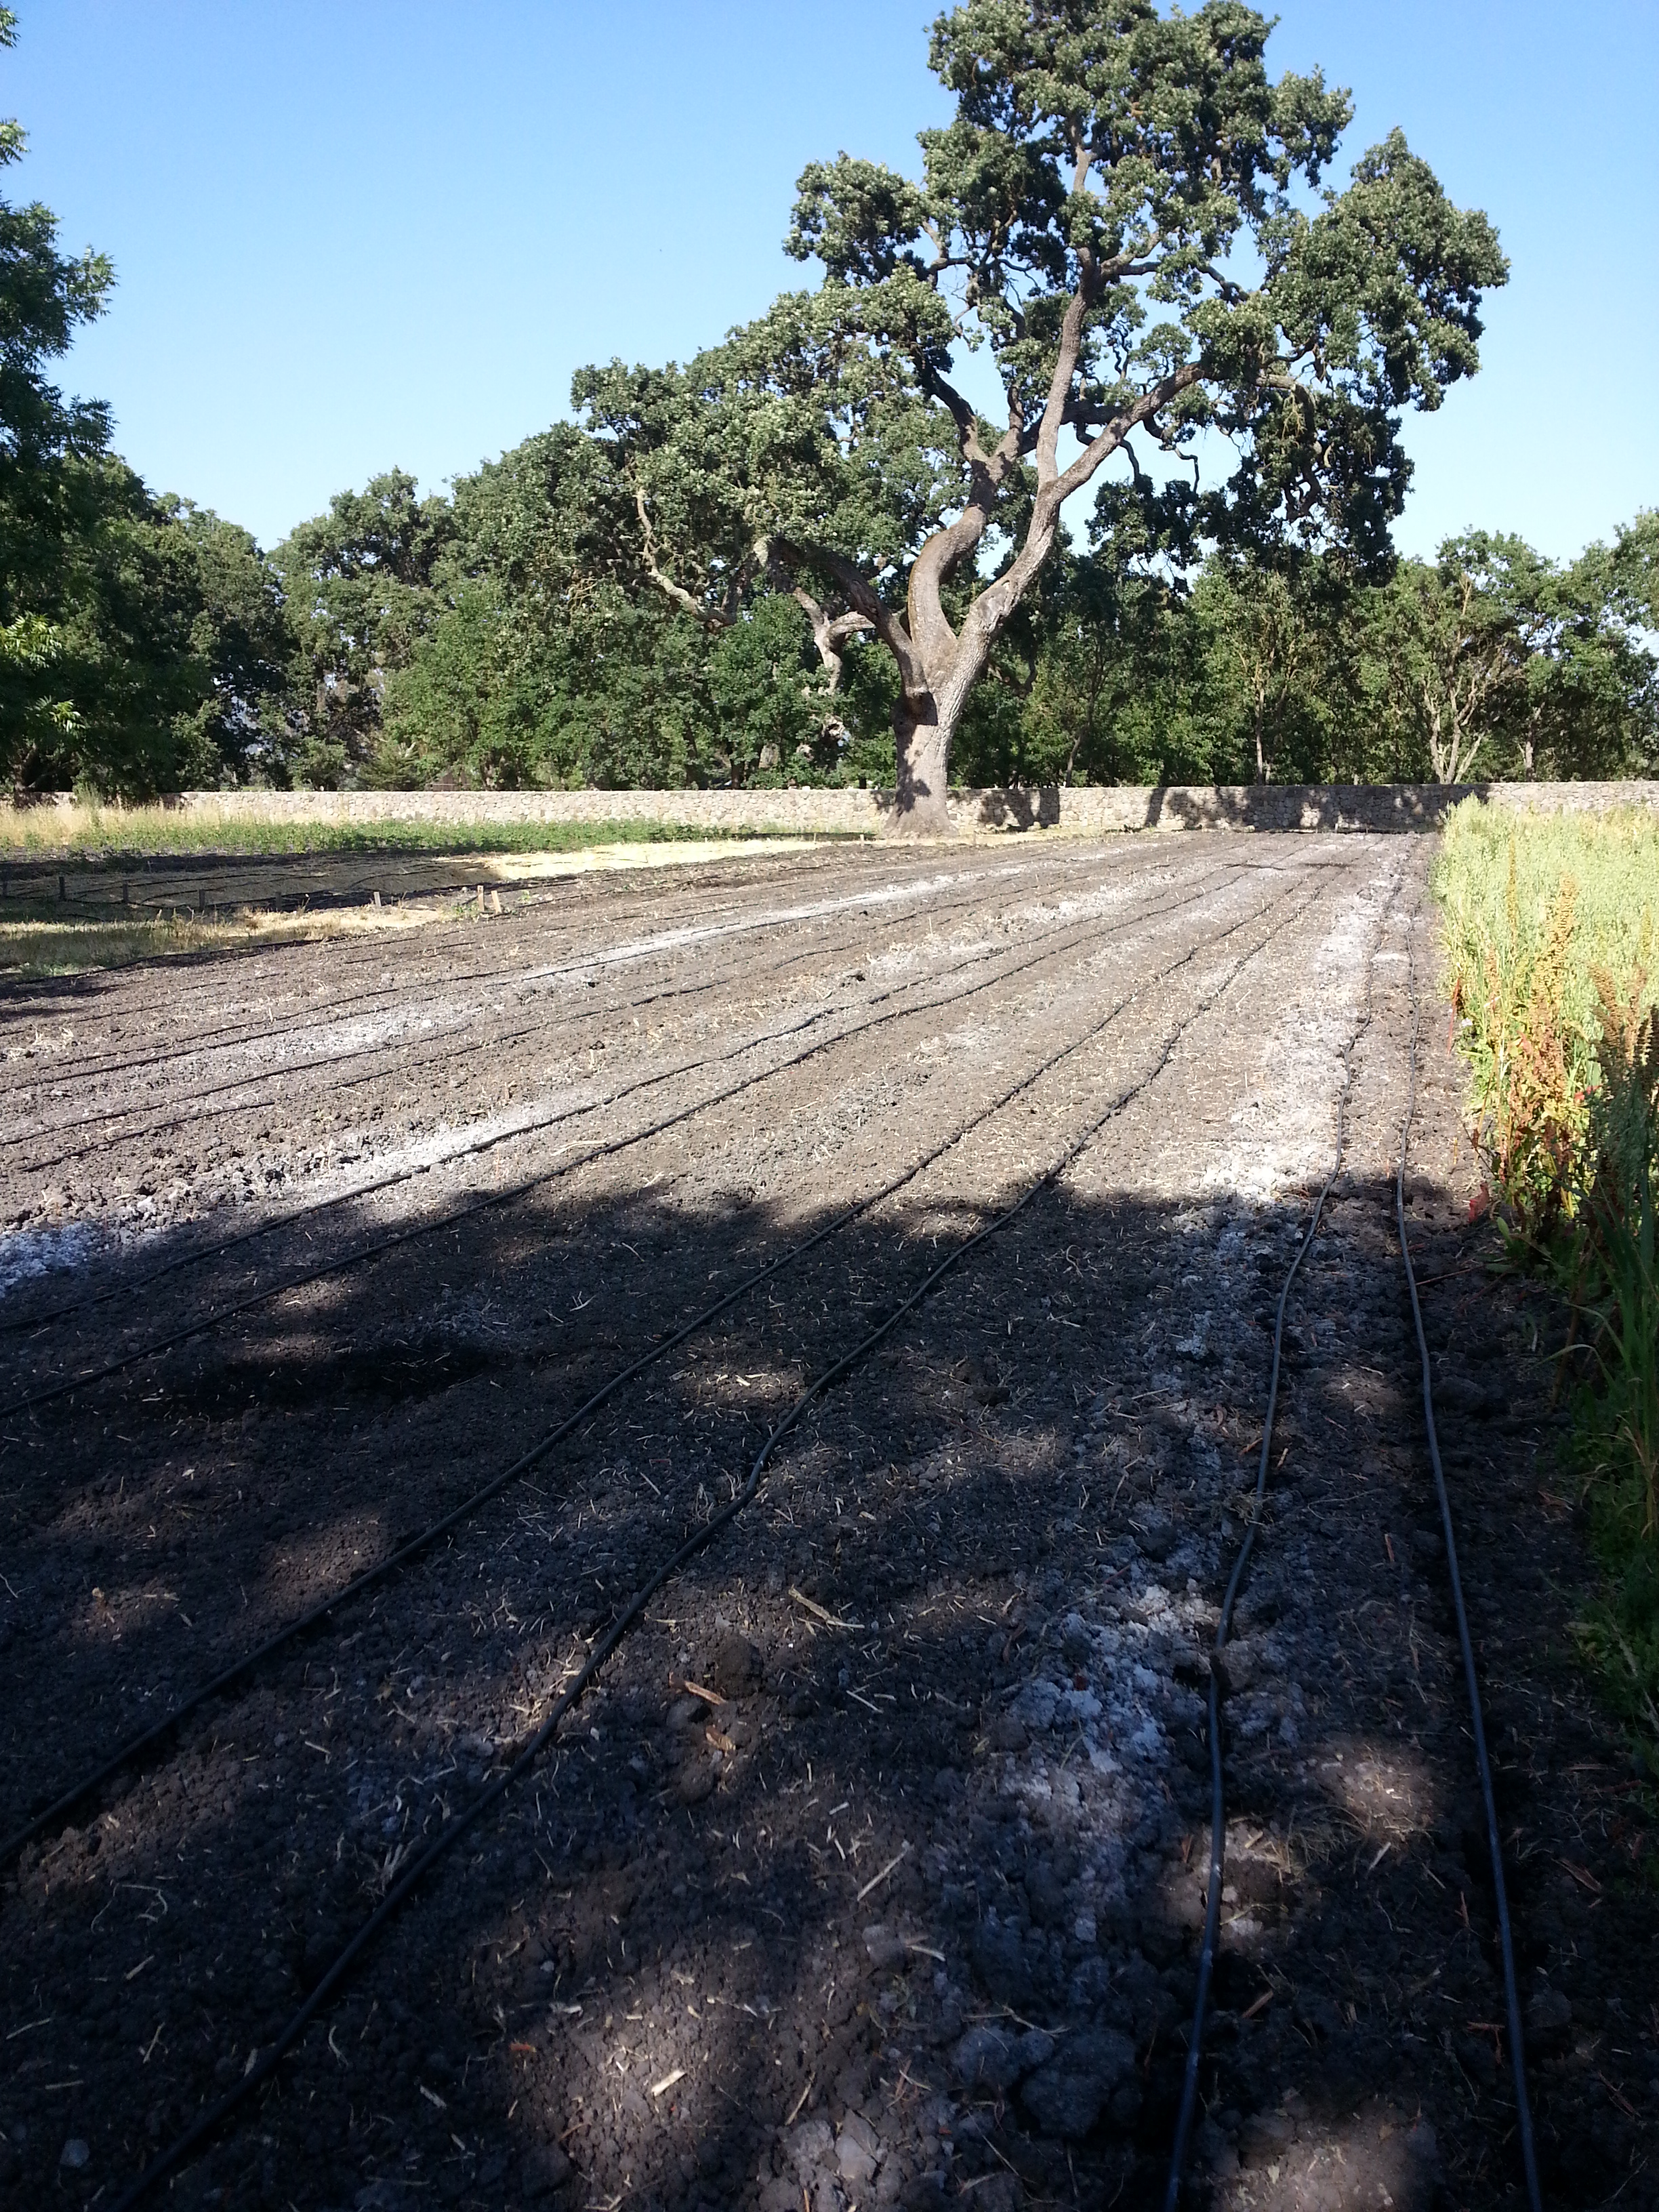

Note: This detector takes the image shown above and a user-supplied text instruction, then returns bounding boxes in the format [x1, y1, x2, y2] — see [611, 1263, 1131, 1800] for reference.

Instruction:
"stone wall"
[35, 780, 1659, 836]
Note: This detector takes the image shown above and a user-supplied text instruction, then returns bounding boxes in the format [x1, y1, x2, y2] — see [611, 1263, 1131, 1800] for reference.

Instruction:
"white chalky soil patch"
[1202, 869, 1399, 1206]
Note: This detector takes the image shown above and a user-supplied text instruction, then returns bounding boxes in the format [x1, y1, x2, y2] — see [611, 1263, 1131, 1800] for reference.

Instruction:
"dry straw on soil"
[0, 902, 439, 979]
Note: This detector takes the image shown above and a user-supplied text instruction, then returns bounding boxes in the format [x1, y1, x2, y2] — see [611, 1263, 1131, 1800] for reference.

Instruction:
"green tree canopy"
[12, 0, 1646, 806]
[575, 0, 1507, 830]
[1343, 532, 1658, 785]
[269, 469, 454, 786]
[0, 3, 116, 774]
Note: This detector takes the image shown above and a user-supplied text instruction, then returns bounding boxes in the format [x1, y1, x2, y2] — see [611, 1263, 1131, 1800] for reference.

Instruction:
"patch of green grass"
[0, 802, 868, 862]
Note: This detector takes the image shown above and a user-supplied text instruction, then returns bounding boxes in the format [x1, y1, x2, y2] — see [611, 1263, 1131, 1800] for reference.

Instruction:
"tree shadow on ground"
[0, 1143, 1535, 2212]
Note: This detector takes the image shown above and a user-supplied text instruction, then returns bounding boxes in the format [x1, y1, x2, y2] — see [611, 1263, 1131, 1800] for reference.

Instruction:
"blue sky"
[9, 1, 1656, 560]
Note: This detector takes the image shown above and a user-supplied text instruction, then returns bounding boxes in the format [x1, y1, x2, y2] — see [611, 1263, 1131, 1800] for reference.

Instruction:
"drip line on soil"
[1162, 861, 1398, 2211]
[100, 833, 1303, 2212]
[0, 869, 1027, 1321]
[2, 864, 1321, 1868]
[1399, 935, 1543, 2212]
[1, 853, 1055, 1169]
[1, 845, 1218, 1337]
[0, 840, 890, 1073]
[0, 853, 1258, 1410]
[3, 844, 1055, 1099]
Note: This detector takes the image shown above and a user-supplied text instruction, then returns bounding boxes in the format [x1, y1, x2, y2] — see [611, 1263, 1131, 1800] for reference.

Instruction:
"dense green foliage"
[2, 5, 1655, 798]
[548, 0, 1520, 825]
[0, 9, 293, 794]
[205, 449, 1659, 796]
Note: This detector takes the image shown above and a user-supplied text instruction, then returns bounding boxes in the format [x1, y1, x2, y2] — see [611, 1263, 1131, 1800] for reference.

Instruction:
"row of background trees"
[14, 441, 1656, 800]
[3, 5, 1656, 801]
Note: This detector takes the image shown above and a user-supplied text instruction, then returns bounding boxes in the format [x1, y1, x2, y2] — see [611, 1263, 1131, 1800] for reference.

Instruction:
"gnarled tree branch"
[634, 485, 735, 631]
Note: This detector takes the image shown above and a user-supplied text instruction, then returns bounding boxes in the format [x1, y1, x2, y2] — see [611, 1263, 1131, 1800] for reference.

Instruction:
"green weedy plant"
[1470, 861, 1588, 1238]
[1569, 968, 1659, 1748]
[1438, 806, 1659, 1218]
[1583, 960, 1659, 1531]
[1435, 800, 1659, 1759]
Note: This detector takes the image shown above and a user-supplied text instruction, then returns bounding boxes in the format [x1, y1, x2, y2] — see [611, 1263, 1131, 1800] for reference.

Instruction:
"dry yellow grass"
[0, 835, 827, 976]
[0, 899, 442, 979]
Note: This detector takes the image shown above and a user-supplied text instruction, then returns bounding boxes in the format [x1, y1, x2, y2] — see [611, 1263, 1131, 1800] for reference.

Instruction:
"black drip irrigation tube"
[8, 845, 1054, 1111]
[0, 1020, 1103, 1867]
[1162, 877, 1391, 2212]
[1399, 943, 1543, 2212]
[5, 847, 1237, 1341]
[1162, 899, 1544, 2212]
[3, 869, 1315, 1871]
[9, 864, 997, 1174]
[0, 959, 1051, 1410]
[102, 865, 1305, 2212]
[1, 853, 1244, 1406]
[1, 856, 1045, 1173]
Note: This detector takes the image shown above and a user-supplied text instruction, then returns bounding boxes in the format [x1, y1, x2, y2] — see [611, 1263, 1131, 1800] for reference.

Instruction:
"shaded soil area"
[0, 834, 1654, 2212]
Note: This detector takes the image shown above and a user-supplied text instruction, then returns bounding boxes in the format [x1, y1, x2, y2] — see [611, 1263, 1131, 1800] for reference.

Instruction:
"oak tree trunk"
[773, 286, 1204, 834]
[891, 695, 956, 836]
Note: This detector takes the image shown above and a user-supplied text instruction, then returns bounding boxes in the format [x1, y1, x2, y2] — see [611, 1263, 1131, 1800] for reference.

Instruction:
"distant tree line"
[14, 445, 1650, 800]
[3, 6, 1656, 802]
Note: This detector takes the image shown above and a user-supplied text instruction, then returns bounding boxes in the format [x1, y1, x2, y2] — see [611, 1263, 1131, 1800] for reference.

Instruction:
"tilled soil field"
[1, 833, 1655, 2212]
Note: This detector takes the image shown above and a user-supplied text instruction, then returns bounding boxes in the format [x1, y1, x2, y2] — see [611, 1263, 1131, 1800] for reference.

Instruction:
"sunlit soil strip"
[484, 836, 817, 880]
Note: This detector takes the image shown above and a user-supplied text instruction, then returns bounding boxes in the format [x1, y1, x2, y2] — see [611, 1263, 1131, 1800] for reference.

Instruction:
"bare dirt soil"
[1, 833, 1654, 2212]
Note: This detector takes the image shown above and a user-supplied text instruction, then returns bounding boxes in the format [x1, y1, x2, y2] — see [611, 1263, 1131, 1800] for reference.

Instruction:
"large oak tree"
[579, 0, 1506, 830]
